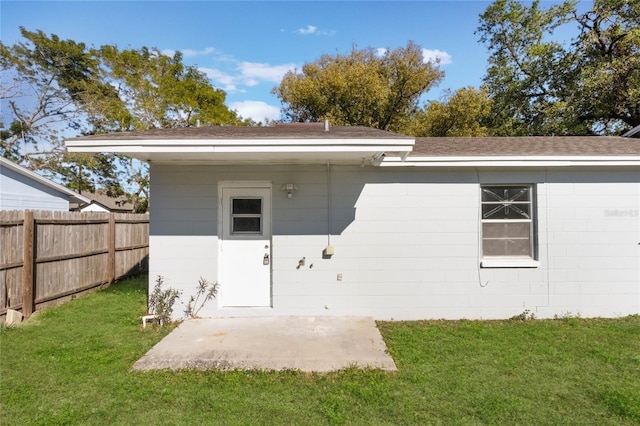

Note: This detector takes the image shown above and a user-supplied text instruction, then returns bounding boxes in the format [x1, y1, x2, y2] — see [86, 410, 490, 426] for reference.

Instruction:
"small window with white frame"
[480, 185, 536, 263]
[231, 197, 263, 234]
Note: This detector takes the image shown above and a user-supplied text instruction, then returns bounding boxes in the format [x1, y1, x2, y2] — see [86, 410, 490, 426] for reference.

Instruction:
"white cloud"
[162, 47, 216, 58]
[297, 25, 317, 35]
[295, 25, 335, 36]
[199, 67, 238, 92]
[238, 62, 297, 83]
[230, 100, 281, 123]
[375, 48, 387, 57]
[182, 47, 216, 57]
[200, 62, 296, 93]
[422, 48, 452, 65]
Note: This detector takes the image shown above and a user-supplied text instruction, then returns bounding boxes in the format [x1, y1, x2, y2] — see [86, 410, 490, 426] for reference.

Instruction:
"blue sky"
[1, 1, 584, 123]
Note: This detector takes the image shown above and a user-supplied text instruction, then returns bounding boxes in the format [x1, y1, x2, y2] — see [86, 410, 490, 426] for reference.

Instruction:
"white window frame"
[480, 184, 539, 268]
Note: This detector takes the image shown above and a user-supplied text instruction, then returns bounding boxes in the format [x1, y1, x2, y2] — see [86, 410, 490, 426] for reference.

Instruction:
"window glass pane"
[232, 198, 261, 215]
[482, 186, 530, 202]
[482, 223, 532, 256]
[483, 238, 532, 257]
[482, 203, 531, 219]
[233, 217, 261, 233]
[483, 222, 531, 238]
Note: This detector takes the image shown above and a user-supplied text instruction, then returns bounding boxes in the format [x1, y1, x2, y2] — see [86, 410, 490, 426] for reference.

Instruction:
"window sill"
[481, 258, 540, 268]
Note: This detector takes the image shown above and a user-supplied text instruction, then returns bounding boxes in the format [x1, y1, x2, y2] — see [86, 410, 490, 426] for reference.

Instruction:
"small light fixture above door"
[281, 183, 298, 198]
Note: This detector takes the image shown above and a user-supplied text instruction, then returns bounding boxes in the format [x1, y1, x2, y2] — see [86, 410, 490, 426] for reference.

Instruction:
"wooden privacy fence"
[1, 210, 149, 320]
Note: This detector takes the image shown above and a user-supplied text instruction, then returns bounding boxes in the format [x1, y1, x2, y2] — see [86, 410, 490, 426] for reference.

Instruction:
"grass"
[1, 275, 639, 425]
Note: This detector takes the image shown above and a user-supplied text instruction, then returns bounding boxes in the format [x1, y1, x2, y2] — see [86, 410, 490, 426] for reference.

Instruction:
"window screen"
[481, 185, 535, 258]
[231, 198, 262, 234]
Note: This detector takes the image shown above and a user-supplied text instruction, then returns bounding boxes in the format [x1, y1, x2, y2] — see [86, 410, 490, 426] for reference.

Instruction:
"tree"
[572, 0, 640, 133]
[478, 0, 640, 135]
[409, 86, 493, 137]
[1, 28, 244, 211]
[1, 29, 99, 163]
[0, 28, 124, 194]
[272, 42, 444, 132]
[91, 46, 241, 132]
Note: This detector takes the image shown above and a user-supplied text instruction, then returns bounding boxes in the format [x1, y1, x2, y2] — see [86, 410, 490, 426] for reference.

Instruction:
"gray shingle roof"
[72, 124, 411, 141]
[410, 136, 640, 157]
[68, 125, 640, 158]
[70, 191, 134, 212]
[622, 125, 640, 138]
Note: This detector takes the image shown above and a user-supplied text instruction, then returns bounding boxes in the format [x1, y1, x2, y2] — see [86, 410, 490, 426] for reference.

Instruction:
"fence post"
[108, 214, 116, 285]
[22, 211, 35, 319]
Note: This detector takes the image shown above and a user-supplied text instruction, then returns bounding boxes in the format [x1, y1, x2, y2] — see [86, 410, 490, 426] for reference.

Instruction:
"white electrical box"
[323, 245, 335, 256]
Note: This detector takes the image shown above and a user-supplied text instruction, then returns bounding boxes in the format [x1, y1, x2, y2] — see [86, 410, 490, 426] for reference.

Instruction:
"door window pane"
[233, 198, 261, 215]
[233, 217, 261, 233]
[231, 198, 262, 234]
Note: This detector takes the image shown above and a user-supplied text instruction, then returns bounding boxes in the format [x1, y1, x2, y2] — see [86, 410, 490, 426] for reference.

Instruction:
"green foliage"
[148, 276, 181, 325]
[478, 0, 640, 135]
[148, 276, 219, 321]
[273, 41, 443, 132]
[509, 309, 537, 321]
[94, 46, 242, 132]
[1, 28, 99, 163]
[184, 277, 219, 319]
[410, 86, 493, 136]
[599, 389, 640, 421]
[554, 311, 582, 326]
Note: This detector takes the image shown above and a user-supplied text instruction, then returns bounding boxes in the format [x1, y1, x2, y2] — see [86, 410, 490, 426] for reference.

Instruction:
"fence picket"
[22, 211, 34, 318]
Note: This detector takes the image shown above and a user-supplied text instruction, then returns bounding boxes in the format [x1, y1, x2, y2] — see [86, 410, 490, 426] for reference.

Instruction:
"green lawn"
[1, 275, 639, 425]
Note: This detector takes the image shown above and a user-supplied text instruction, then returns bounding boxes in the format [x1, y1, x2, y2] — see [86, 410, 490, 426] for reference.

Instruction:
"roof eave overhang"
[65, 138, 414, 164]
[378, 155, 640, 167]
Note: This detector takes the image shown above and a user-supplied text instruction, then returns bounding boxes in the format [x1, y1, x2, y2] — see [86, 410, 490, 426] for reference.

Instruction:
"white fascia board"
[68, 144, 408, 154]
[379, 155, 640, 167]
[66, 137, 414, 151]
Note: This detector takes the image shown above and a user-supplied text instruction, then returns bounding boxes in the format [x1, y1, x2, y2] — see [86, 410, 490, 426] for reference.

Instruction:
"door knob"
[263, 254, 270, 265]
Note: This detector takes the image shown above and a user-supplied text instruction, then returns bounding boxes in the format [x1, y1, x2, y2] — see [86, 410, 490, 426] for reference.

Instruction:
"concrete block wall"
[149, 163, 639, 320]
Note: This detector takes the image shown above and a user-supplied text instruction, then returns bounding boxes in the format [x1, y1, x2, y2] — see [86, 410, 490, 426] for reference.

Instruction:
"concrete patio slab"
[132, 316, 397, 372]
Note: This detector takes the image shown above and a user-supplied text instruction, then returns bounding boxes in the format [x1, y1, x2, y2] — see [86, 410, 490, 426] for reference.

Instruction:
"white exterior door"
[220, 186, 272, 307]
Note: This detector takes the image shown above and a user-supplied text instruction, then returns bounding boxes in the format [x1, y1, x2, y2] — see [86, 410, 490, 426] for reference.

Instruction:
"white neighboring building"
[71, 191, 134, 213]
[76, 201, 111, 213]
[66, 124, 640, 320]
[0, 157, 89, 211]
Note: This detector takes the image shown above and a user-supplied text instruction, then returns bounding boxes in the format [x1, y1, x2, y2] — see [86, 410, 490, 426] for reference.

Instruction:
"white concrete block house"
[66, 123, 640, 320]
